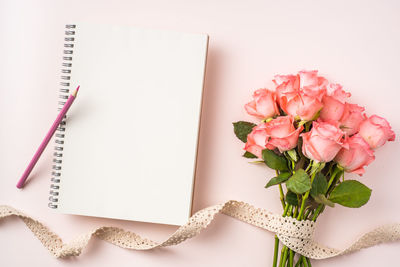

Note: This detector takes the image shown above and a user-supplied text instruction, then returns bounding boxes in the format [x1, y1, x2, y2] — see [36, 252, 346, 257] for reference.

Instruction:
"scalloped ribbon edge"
[1, 201, 399, 259]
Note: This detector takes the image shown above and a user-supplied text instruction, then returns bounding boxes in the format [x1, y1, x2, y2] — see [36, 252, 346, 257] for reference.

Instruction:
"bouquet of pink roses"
[233, 70, 395, 267]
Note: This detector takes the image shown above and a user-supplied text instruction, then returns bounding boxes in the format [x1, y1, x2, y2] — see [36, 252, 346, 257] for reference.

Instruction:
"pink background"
[1, 0, 400, 266]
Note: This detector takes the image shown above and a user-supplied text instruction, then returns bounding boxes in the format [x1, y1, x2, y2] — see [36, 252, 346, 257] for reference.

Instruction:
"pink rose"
[244, 123, 269, 158]
[274, 74, 299, 106]
[302, 120, 347, 162]
[263, 116, 303, 152]
[359, 115, 395, 149]
[334, 134, 375, 175]
[244, 116, 303, 157]
[339, 103, 365, 136]
[244, 89, 279, 119]
[273, 73, 297, 88]
[273, 70, 328, 100]
[297, 70, 328, 99]
[319, 84, 351, 122]
[274, 70, 326, 121]
[280, 92, 323, 121]
[274, 70, 327, 102]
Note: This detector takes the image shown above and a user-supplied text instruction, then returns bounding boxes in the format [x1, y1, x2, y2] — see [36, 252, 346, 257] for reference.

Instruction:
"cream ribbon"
[1, 201, 399, 259]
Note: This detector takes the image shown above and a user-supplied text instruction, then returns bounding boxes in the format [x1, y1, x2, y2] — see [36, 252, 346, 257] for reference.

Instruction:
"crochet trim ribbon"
[1, 201, 399, 259]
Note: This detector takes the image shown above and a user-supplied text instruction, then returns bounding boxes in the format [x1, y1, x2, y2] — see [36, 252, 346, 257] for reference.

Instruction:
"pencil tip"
[72, 85, 80, 97]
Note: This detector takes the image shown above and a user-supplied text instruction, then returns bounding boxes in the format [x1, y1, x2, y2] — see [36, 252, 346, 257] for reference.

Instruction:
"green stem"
[274, 176, 288, 267]
[297, 172, 317, 220]
[279, 247, 286, 267]
[285, 206, 297, 267]
[327, 166, 340, 189]
[276, 170, 286, 209]
[303, 209, 311, 219]
[293, 206, 298, 218]
[293, 170, 320, 266]
[305, 160, 313, 172]
[279, 184, 285, 209]
[297, 256, 304, 267]
[289, 250, 294, 267]
[297, 197, 307, 221]
[289, 206, 294, 217]
[302, 256, 309, 267]
[278, 204, 291, 267]
[286, 257, 291, 267]
[283, 203, 290, 216]
[312, 204, 323, 221]
[274, 187, 287, 267]
[281, 247, 289, 267]
[273, 236, 279, 267]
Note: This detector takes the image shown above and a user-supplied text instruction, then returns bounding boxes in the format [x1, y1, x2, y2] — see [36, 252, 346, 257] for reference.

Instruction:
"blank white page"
[57, 23, 208, 225]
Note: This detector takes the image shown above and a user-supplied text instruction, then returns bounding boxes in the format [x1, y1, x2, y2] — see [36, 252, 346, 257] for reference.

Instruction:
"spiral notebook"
[49, 24, 208, 226]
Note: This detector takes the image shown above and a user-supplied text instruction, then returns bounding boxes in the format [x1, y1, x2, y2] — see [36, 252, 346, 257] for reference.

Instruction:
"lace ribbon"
[1, 201, 399, 259]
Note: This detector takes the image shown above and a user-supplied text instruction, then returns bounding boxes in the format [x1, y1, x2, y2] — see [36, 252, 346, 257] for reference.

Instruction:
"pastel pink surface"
[1, 0, 400, 266]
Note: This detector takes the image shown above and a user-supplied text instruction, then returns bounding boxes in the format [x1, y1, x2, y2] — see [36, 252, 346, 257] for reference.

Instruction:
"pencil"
[16, 86, 80, 189]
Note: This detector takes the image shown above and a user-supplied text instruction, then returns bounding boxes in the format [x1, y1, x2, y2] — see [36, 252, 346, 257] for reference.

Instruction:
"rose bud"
[359, 115, 395, 149]
[264, 116, 304, 152]
[334, 134, 375, 175]
[244, 123, 269, 158]
[320, 84, 351, 122]
[339, 103, 365, 136]
[244, 89, 279, 119]
[302, 120, 348, 162]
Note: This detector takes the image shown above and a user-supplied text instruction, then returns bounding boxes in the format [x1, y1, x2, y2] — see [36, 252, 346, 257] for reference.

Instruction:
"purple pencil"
[16, 86, 80, 189]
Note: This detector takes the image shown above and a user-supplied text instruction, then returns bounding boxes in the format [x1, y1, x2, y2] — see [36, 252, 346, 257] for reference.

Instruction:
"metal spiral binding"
[48, 24, 76, 209]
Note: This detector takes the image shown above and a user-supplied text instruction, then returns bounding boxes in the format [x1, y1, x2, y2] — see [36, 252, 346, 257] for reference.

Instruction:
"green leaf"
[310, 172, 328, 198]
[313, 194, 335, 207]
[329, 180, 372, 208]
[243, 151, 257, 158]
[262, 149, 289, 171]
[286, 191, 299, 206]
[265, 172, 291, 188]
[233, 121, 257, 143]
[286, 169, 311, 194]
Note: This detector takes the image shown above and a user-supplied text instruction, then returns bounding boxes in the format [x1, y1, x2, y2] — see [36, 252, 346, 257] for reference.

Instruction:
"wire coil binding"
[49, 24, 76, 209]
